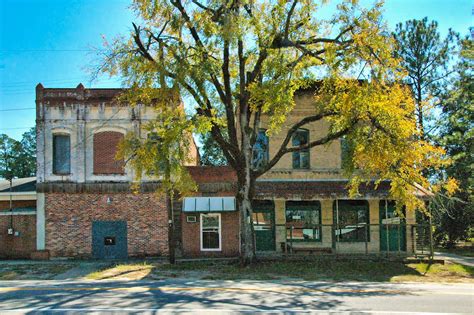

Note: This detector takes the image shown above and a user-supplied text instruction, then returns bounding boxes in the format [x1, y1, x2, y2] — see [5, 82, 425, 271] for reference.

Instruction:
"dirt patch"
[0, 264, 74, 280]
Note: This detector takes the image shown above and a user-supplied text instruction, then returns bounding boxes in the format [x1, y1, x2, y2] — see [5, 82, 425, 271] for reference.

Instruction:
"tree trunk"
[237, 177, 256, 266]
[416, 85, 424, 140]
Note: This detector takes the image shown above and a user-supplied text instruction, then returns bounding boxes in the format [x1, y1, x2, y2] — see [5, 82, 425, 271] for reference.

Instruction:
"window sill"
[92, 173, 126, 176]
[200, 248, 222, 252]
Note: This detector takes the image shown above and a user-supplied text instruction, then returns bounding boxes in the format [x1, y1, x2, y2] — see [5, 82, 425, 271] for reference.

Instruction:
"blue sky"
[0, 0, 472, 140]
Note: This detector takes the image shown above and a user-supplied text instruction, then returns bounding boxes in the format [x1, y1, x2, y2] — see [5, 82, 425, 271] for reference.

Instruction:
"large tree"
[103, 0, 446, 264]
[432, 37, 473, 247]
[393, 18, 457, 139]
[0, 128, 36, 180]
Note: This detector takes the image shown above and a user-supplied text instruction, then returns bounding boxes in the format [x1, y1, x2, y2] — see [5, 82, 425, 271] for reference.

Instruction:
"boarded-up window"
[53, 134, 71, 174]
[93, 131, 125, 174]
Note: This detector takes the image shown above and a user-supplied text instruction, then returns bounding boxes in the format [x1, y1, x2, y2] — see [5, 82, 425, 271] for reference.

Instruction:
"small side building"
[0, 177, 37, 259]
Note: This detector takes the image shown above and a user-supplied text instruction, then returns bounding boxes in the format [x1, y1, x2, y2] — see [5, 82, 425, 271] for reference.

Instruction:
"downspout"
[9, 178, 13, 231]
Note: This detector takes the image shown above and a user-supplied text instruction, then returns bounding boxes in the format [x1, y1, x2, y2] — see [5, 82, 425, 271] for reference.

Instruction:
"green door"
[253, 201, 275, 251]
[379, 201, 406, 251]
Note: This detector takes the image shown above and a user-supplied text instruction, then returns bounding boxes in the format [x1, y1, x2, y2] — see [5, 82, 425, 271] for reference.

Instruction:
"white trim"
[36, 193, 46, 250]
[0, 211, 36, 216]
[200, 213, 222, 252]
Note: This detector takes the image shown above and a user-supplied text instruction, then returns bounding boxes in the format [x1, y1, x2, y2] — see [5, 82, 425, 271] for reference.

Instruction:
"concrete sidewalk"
[435, 251, 474, 267]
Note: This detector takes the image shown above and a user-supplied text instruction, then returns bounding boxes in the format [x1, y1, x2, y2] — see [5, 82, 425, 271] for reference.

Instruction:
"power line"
[0, 108, 35, 112]
[0, 49, 103, 53]
[1, 77, 122, 89]
[0, 127, 34, 130]
[0, 77, 100, 87]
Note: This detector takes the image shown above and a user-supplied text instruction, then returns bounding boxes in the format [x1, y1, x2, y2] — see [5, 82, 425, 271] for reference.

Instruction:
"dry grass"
[86, 262, 154, 280]
[0, 264, 73, 280]
[83, 259, 473, 283]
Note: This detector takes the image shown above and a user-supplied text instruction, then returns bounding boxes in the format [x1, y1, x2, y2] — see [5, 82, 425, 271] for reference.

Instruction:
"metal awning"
[183, 197, 236, 212]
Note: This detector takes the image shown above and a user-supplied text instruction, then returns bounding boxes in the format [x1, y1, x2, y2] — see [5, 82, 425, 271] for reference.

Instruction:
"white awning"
[183, 197, 236, 212]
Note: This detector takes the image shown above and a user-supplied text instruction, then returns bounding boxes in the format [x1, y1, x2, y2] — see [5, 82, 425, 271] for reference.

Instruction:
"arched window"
[93, 131, 125, 174]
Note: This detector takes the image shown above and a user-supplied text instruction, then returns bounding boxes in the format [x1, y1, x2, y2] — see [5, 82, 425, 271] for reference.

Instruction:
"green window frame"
[333, 200, 370, 242]
[285, 201, 321, 242]
[292, 129, 310, 169]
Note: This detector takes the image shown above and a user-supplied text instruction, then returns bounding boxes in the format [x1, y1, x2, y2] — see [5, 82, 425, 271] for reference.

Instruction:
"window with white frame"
[200, 213, 221, 251]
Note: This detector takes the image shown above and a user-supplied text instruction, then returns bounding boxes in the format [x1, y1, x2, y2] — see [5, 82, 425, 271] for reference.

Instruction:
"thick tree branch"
[284, 0, 298, 40]
[132, 23, 157, 63]
[171, 0, 228, 107]
[222, 40, 238, 147]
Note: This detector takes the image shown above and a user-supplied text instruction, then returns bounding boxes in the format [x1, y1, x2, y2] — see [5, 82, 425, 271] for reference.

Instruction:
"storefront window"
[286, 201, 321, 241]
[200, 213, 221, 251]
[334, 200, 370, 242]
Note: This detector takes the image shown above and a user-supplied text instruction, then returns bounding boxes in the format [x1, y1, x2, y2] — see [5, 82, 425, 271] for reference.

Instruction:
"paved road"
[0, 279, 472, 314]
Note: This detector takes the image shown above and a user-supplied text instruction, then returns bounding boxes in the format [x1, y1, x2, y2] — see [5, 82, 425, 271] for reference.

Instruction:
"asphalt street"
[0, 279, 472, 314]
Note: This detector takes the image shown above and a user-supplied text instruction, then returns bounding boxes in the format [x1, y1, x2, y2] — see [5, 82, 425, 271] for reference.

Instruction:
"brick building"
[179, 90, 423, 257]
[34, 83, 421, 260]
[36, 84, 197, 259]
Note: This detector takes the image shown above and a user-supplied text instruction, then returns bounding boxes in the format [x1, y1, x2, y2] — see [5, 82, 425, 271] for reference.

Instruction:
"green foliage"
[432, 37, 474, 247]
[0, 128, 36, 180]
[100, 0, 453, 261]
[200, 132, 228, 166]
[393, 17, 458, 138]
[116, 91, 197, 197]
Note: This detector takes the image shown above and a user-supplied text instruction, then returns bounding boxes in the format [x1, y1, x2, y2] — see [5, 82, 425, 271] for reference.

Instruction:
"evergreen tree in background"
[0, 128, 36, 180]
[433, 37, 474, 247]
[393, 17, 457, 140]
[200, 132, 228, 166]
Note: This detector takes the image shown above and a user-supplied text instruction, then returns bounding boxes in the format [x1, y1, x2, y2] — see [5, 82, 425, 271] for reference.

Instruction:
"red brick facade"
[0, 200, 36, 211]
[0, 200, 36, 259]
[180, 168, 239, 257]
[181, 211, 240, 257]
[45, 193, 168, 258]
[93, 131, 125, 174]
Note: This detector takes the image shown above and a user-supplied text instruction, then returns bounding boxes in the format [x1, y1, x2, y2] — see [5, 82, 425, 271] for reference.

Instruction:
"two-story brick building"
[35, 83, 198, 259]
[35, 83, 419, 259]
[179, 89, 421, 258]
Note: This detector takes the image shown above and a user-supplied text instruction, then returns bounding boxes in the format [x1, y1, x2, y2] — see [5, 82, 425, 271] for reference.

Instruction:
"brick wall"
[0, 200, 36, 211]
[0, 199, 36, 259]
[0, 215, 36, 259]
[181, 211, 240, 257]
[187, 166, 237, 183]
[93, 131, 125, 174]
[45, 192, 168, 258]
